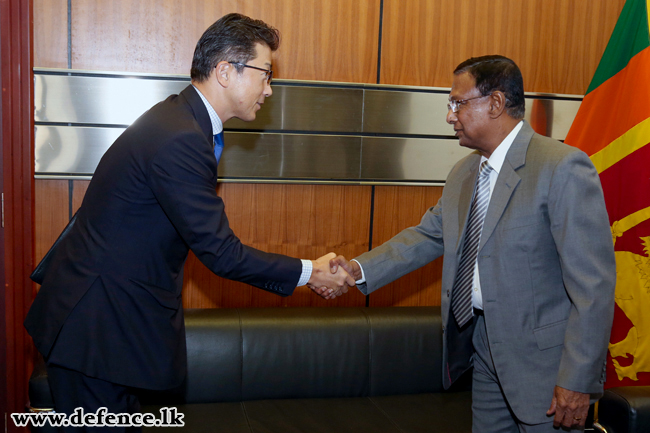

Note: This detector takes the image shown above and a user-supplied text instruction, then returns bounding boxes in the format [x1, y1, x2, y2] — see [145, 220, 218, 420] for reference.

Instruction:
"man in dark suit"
[25, 13, 353, 428]
[331, 56, 616, 432]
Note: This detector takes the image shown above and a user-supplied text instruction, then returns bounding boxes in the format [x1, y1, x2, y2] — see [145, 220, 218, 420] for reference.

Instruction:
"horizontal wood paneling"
[70, 0, 380, 83]
[380, 0, 626, 94]
[183, 183, 371, 308]
[369, 186, 444, 307]
[33, 0, 67, 68]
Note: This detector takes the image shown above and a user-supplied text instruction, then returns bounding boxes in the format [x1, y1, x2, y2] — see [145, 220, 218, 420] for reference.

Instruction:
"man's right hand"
[329, 255, 362, 282]
[307, 253, 355, 299]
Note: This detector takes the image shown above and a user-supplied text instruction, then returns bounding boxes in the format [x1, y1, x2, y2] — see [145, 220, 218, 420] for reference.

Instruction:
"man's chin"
[458, 139, 478, 151]
[235, 113, 256, 122]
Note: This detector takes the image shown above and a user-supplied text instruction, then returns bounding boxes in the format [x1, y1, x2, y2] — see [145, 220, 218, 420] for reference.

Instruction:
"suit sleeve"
[147, 129, 302, 296]
[548, 150, 616, 394]
[356, 196, 445, 294]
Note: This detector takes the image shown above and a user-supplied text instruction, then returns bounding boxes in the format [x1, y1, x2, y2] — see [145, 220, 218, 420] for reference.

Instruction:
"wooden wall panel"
[33, 0, 67, 68]
[368, 186, 444, 307]
[35, 180, 69, 263]
[35, 179, 372, 308]
[34, 180, 89, 265]
[182, 183, 372, 308]
[35, 0, 626, 91]
[70, 0, 380, 83]
[380, 0, 626, 94]
[72, 180, 90, 212]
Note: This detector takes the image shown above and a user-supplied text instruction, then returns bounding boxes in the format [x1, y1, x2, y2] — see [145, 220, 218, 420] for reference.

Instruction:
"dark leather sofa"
[596, 386, 650, 433]
[28, 307, 473, 433]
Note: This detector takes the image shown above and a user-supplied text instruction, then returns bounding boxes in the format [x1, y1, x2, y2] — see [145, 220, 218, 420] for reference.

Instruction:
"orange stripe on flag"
[565, 47, 650, 157]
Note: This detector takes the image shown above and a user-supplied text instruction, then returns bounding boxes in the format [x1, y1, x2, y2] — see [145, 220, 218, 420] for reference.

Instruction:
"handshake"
[306, 253, 363, 300]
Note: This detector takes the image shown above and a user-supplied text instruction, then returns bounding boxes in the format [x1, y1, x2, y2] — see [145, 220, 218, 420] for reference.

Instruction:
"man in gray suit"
[331, 55, 615, 432]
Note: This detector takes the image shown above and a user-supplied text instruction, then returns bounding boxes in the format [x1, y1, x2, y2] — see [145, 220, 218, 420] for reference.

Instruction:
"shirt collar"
[481, 120, 524, 173]
[192, 85, 223, 135]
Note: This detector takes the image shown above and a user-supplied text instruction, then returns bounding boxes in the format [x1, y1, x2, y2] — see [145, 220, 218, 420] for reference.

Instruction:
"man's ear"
[214, 61, 231, 88]
[488, 91, 507, 119]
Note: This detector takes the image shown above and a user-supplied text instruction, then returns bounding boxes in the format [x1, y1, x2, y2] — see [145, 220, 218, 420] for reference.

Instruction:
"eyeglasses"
[229, 62, 273, 85]
[447, 94, 491, 113]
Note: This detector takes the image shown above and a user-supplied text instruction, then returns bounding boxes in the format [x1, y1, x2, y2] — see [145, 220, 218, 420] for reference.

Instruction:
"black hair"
[454, 55, 525, 119]
[191, 13, 280, 83]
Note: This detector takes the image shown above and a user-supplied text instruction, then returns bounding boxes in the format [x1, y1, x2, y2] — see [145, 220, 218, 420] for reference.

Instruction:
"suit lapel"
[180, 85, 213, 144]
[478, 121, 534, 252]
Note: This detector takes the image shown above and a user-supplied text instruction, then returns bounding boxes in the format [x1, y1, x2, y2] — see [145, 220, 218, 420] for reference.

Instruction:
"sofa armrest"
[28, 354, 55, 411]
[597, 386, 650, 433]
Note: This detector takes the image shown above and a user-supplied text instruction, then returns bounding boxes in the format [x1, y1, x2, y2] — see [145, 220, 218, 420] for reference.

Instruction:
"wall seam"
[376, 0, 384, 85]
[68, 179, 73, 219]
[366, 185, 375, 307]
[67, 0, 71, 69]
[368, 0, 384, 307]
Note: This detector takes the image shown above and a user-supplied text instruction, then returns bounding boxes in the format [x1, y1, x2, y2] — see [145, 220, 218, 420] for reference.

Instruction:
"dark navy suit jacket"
[25, 85, 302, 389]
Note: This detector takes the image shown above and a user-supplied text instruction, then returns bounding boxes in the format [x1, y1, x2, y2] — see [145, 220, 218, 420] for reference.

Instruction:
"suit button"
[447, 290, 450, 297]
[442, 326, 445, 333]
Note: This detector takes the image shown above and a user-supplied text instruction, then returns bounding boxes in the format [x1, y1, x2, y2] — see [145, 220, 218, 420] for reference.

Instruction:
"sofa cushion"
[239, 308, 370, 400]
[182, 307, 446, 403]
[184, 309, 243, 403]
[364, 307, 444, 395]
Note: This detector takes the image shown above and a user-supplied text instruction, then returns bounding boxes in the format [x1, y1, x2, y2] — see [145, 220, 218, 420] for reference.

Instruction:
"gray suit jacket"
[355, 121, 615, 424]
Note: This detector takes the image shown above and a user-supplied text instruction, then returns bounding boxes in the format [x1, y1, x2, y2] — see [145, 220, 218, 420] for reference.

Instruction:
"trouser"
[471, 312, 572, 433]
[46, 364, 141, 433]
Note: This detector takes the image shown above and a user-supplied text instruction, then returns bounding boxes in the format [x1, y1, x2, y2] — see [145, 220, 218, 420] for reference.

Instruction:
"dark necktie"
[214, 131, 224, 164]
[451, 160, 493, 327]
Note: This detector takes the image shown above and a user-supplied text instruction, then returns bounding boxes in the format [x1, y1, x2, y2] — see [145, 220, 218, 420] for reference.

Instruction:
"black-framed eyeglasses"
[447, 94, 491, 113]
[229, 62, 273, 85]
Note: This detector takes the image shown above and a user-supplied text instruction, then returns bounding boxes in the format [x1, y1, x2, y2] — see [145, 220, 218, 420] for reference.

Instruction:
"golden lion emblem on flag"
[608, 218, 650, 381]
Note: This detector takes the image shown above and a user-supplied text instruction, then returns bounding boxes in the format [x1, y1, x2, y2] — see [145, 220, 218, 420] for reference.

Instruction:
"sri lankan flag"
[564, 0, 650, 388]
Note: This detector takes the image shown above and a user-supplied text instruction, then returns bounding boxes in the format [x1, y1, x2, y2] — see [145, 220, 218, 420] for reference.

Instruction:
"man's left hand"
[546, 385, 589, 430]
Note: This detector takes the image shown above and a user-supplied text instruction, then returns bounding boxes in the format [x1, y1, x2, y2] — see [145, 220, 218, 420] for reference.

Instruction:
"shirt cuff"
[297, 259, 313, 287]
[352, 259, 366, 284]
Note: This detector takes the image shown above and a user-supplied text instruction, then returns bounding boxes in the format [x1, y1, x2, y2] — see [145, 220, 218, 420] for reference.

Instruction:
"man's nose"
[265, 81, 273, 97]
[446, 108, 457, 124]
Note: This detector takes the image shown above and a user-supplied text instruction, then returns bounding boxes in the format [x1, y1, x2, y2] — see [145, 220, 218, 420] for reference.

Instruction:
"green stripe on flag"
[586, 0, 650, 95]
